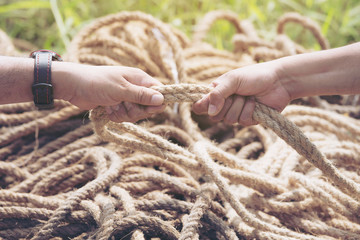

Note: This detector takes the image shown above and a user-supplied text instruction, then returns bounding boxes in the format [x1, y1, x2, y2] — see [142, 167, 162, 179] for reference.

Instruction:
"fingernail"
[208, 104, 217, 116]
[151, 94, 164, 105]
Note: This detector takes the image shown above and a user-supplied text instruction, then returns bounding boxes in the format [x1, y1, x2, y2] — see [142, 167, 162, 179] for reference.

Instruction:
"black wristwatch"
[30, 50, 63, 109]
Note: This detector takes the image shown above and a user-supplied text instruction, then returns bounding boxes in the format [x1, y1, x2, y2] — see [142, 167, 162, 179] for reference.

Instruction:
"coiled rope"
[1, 10, 360, 240]
[91, 83, 360, 202]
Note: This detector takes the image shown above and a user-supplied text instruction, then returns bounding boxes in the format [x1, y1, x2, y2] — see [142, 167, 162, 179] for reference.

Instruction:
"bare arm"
[0, 56, 165, 122]
[192, 42, 360, 126]
[279, 42, 360, 99]
[0, 56, 34, 104]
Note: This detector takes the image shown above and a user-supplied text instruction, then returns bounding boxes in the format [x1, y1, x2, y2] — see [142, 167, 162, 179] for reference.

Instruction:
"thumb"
[126, 84, 164, 106]
[208, 75, 239, 116]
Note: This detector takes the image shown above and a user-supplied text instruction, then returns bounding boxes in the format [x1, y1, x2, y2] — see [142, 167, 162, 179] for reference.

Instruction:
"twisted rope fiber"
[31, 147, 124, 240]
[90, 84, 360, 238]
[82, 12, 359, 239]
[1, 10, 360, 240]
[179, 184, 219, 240]
[13, 123, 94, 168]
[277, 12, 329, 50]
[192, 141, 321, 240]
[67, 10, 188, 84]
[91, 83, 360, 202]
[0, 105, 82, 146]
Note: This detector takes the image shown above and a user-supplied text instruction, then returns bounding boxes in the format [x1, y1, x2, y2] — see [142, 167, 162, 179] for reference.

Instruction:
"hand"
[192, 61, 291, 126]
[54, 64, 166, 123]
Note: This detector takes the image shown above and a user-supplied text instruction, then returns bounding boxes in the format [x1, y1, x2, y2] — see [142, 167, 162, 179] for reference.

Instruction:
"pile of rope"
[1, 10, 360, 240]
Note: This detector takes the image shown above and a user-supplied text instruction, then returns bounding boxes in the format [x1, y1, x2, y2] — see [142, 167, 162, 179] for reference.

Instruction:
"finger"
[208, 71, 240, 116]
[110, 102, 147, 123]
[210, 95, 234, 122]
[224, 95, 245, 125]
[192, 93, 210, 115]
[146, 104, 166, 114]
[125, 84, 164, 106]
[109, 103, 129, 122]
[238, 97, 257, 126]
[123, 102, 148, 122]
[123, 67, 163, 87]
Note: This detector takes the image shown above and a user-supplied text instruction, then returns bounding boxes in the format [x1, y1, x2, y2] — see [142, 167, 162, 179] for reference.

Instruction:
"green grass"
[0, 0, 359, 54]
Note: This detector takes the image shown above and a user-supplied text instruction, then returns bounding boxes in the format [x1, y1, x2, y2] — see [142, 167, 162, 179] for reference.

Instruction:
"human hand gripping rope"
[4, 9, 358, 239]
[90, 83, 360, 204]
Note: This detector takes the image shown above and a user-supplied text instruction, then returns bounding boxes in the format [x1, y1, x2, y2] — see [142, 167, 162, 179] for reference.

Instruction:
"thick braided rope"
[193, 141, 320, 239]
[67, 11, 188, 83]
[2, 11, 360, 240]
[152, 84, 211, 103]
[192, 10, 257, 43]
[0, 105, 82, 146]
[277, 12, 329, 50]
[31, 147, 124, 240]
[91, 83, 360, 202]
[13, 124, 94, 167]
[179, 184, 220, 240]
[253, 103, 360, 200]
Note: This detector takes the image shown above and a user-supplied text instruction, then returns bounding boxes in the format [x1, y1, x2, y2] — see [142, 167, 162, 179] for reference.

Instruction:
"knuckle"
[136, 88, 148, 104]
[127, 104, 143, 120]
[133, 67, 144, 75]
[222, 70, 235, 79]
[110, 111, 127, 123]
[123, 101, 132, 110]
[209, 88, 223, 102]
[208, 91, 217, 102]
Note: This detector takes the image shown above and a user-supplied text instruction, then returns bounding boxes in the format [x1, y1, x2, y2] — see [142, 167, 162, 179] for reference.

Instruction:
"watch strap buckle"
[32, 83, 54, 109]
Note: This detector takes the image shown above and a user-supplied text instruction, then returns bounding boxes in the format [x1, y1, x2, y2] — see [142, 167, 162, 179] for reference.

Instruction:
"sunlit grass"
[0, 0, 359, 54]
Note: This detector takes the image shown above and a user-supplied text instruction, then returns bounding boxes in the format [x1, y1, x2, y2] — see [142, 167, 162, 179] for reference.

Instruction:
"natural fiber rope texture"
[1, 10, 360, 240]
[155, 85, 360, 200]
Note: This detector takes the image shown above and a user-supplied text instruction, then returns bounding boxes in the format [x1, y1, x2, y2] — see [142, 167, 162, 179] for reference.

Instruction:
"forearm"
[0, 56, 34, 104]
[0, 56, 73, 104]
[277, 42, 360, 100]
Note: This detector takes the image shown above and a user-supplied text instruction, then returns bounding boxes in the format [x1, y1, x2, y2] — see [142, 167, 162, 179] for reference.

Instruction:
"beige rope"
[0, 10, 359, 240]
[90, 84, 360, 202]
[277, 12, 329, 50]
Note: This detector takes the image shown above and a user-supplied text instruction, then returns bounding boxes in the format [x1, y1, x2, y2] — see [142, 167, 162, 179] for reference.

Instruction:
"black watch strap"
[30, 50, 62, 110]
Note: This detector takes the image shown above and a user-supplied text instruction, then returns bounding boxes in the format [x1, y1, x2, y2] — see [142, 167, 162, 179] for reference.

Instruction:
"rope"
[91, 84, 360, 202]
[0, 10, 360, 240]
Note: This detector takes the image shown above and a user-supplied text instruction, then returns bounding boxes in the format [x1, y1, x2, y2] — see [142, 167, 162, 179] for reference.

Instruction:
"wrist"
[30, 50, 63, 109]
[52, 61, 77, 102]
[275, 53, 328, 101]
[275, 56, 300, 101]
[275, 43, 360, 100]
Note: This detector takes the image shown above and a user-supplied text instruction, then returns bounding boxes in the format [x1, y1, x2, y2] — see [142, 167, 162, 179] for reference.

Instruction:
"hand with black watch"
[0, 52, 166, 122]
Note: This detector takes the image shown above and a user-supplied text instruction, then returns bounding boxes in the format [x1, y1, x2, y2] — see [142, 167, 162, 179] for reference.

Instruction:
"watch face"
[30, 50, 63, 61]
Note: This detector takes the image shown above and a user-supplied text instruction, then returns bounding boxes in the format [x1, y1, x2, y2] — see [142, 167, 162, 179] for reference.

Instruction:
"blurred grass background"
[0, 0, 359, 54]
